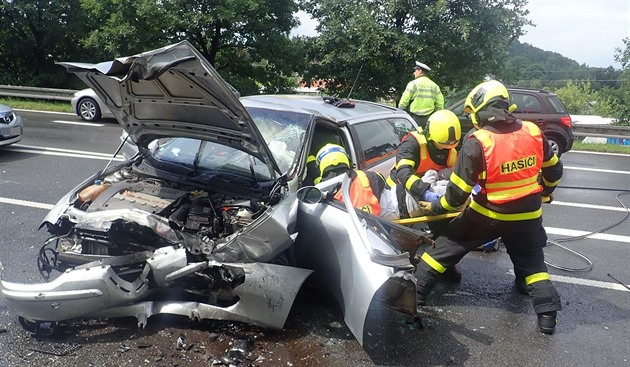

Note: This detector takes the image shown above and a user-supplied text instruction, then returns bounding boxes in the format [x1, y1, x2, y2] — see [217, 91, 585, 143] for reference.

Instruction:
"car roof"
[505, 86, 556, 96]
[241, 95, 404, 125]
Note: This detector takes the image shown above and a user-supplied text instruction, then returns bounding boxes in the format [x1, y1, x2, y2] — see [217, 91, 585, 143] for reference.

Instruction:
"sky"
[292, 1, 630, 69]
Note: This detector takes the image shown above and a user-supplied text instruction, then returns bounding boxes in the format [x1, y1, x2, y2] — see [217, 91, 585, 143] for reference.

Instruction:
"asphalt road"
[0, 110, 629, 366]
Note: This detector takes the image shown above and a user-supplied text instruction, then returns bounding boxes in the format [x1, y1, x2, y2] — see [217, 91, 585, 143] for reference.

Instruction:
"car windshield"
[149, 106, 311, 180]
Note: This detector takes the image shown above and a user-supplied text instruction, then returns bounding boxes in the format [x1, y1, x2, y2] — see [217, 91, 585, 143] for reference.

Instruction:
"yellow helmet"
[426, 110, 461, 150]
[315, 144, 350, 183]
[464, 80, 510, 129]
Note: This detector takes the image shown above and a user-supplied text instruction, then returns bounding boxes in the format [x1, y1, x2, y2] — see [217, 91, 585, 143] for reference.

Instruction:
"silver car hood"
[58, 41, 279, 177]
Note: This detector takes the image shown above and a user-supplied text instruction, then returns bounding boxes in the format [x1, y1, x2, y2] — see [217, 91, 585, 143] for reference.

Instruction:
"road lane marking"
[567, 150, 630, 157]
[507, 269, 629, 292]
[564, 165, 630, 175]
[0, 197, 54, 210]
[13, 144, 116, 157]
[5, 144, 123, 161]
[52, 120, 105, 127]
[545, 227, 630, 244]
[552, 201, 630, 212]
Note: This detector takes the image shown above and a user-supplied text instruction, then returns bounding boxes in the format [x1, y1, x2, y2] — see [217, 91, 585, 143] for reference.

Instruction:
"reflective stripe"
[542, 154, 558, 167]
[469, 200, 542, 221]
[386, 175, 396, 187]
[421, 252, 447, 273]
[450, 172, 474, 193]
[485, 175, 538, 189]
[405, 175, 421, 191]
[396, 158, 416, 169]
[525, 272, 551, 285]
[440, 195, 456, 211]
[486, 182, 541, 201]
[543, 177, 561, 187]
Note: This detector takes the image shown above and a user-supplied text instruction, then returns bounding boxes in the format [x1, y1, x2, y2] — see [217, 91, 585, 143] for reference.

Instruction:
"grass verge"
[2, 97, 629, 155]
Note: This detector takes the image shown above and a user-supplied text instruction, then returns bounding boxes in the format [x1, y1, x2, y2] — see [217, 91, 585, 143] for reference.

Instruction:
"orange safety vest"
[408, 131, 457, 173]
[334, 171, 382, 215]
[472, 121, 543, 204]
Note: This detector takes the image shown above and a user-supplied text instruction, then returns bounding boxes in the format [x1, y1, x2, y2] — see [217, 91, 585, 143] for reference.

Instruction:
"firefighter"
[414, 80, 563, 334]
[398, 61, 445, 127]
[387, 109, 462, 280]
[305, 143, 351, 186]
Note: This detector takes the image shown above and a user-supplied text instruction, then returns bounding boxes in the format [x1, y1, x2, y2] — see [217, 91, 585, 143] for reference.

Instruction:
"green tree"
[0, 0, 93, 87]
[612, 38, 630, 125]
[80, 0, 302, 95]
[553, 80, 593, 115]
[299, 0, 531, 101]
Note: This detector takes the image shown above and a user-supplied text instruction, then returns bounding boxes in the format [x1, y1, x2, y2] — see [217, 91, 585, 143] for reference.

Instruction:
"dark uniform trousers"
[415, 209, 562, 315]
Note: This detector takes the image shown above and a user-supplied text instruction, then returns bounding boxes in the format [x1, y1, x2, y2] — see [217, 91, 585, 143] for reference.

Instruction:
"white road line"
[545, 227, 630, 244]
[0, 197, 54, 210]
[567, 150, 630, 157]
[13, 144, 115, 157]
[6, 144, 123, 161]
[564, 165, 630, 175]
[507, 269, 629, 292]
[52, 120, 105, 127]
[6, 147, 123, 161]
[552, 201, 630, 212]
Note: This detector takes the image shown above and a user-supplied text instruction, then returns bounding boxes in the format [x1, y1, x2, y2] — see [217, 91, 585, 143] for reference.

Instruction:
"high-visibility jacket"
[335, 170, 385, 215]
[387, 131, 457, 194]
[398, 76, 444, 117]
[472, 121, 543, 204]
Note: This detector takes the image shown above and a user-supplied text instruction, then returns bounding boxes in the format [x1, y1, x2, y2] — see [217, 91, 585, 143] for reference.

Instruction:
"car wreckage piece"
[0, 41, 426, 346]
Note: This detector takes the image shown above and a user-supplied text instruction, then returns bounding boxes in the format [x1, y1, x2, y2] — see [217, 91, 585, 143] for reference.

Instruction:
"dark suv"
[448, 87, 574, 157]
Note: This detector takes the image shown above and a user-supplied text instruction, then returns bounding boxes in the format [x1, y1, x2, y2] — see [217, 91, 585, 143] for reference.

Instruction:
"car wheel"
[546, 135, 564, 157]
[77, 97, 102, 122]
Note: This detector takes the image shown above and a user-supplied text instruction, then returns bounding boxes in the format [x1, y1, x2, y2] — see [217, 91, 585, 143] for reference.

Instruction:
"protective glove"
[417, 201, 434, 216]
[541, 194, 553, 204]
[421, 190, 441, 202]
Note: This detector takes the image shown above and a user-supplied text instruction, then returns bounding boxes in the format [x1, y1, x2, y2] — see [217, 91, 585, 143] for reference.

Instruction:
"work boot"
[537, 311, 557, 334]
[443, 265, 462, 283]
[514, 277, 528, 296]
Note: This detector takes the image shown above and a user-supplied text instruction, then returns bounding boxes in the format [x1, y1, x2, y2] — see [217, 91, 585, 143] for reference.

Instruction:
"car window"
[511, 93, 542, 113]
[389, 118, 416, 139]
[547, 96, 568, 114]
[354, 119, 401, 166]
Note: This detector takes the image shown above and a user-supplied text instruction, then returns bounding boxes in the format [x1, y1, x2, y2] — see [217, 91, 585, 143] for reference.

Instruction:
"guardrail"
[0, 85, 77, 101]
[0, 84, 629, 139]
[572, 124, 630, 139]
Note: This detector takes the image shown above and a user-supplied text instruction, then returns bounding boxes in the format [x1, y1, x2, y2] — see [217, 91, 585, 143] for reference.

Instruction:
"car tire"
[546, 135, 564, 157]
[77, 97, 102, 122]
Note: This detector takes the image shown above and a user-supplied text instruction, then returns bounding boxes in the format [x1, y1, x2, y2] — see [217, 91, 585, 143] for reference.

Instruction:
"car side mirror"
[297, 186, 324, 204]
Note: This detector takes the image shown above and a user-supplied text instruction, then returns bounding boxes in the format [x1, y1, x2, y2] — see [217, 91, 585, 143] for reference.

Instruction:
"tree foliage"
[298, 0, 531, 101]
[79, 0, 302, 95]
[0, 0, 93, 87]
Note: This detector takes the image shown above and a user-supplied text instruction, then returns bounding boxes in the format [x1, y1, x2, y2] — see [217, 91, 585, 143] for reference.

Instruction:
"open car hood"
[58, 41, 280, 177]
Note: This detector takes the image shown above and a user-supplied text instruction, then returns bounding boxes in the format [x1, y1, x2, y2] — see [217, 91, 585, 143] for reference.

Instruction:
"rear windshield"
[547, 96, 567, 114]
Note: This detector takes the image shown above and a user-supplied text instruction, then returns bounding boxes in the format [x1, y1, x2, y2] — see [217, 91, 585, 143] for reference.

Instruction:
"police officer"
[414, 80, 563, 334]
[398, 61, 445, 127]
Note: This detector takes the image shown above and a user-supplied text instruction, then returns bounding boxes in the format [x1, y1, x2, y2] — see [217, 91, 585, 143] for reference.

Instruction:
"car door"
[295, 175, 421, 345]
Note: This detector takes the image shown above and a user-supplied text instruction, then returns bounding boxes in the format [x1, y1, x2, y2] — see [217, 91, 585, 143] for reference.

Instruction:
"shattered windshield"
[247, 107, 310, 173]
[148, 107, 310, 179]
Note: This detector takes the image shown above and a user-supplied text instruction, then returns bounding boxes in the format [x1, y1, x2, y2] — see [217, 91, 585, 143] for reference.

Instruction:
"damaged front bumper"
[0, 246, 312, 330]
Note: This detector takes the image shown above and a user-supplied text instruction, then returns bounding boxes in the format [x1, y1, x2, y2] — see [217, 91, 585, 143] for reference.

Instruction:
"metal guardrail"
[572, 124, 630, 139]
[0, 85, 77, 101]
[0, 84, 629, 139]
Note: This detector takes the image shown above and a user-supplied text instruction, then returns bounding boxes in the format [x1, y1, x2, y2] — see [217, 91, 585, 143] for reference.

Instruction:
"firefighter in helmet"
[414, 80, 563, 334]
[305, 143, 351, 186]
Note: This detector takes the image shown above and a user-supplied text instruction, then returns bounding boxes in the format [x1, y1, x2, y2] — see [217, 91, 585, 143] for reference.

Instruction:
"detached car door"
[295, 174, 424, 345]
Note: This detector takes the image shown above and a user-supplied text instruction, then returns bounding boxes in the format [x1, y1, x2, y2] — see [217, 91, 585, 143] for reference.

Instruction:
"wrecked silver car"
[0, 41, 424, 346]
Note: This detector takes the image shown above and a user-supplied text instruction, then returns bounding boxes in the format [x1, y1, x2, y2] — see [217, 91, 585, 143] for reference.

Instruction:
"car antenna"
[346, 64, 363, 100]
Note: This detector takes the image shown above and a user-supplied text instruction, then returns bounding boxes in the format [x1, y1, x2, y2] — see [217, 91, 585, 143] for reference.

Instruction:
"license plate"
[0, 126, 21, 136]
